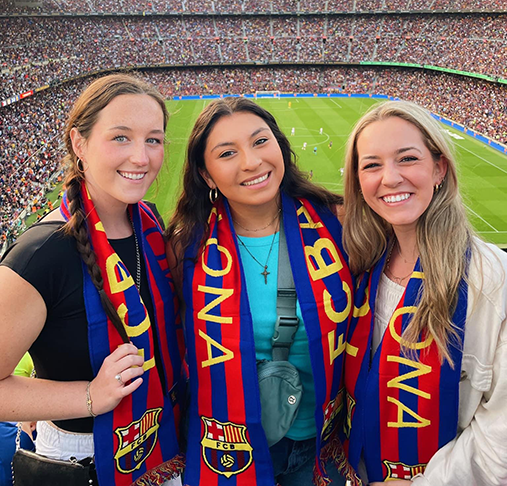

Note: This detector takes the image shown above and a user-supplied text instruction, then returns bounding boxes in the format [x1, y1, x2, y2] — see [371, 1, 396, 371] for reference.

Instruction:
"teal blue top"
[237, 232, 316, 441]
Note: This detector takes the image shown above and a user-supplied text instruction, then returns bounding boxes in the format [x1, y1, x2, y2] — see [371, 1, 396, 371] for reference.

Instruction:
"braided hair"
[61, 74, 168, 342]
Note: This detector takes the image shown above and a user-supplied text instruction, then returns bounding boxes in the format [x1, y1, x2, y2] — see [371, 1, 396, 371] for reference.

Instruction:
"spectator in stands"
[342, 100, 507, 485]
[0, 74, 185, 486]
[166, 97, 351, 485]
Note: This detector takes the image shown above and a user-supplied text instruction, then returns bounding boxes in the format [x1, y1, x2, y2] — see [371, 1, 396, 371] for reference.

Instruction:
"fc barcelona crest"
[201, 417, 253, 478]
[383, 460, 426, 480]
[321, 389, 344, 441]
[114, 408, 162, 474]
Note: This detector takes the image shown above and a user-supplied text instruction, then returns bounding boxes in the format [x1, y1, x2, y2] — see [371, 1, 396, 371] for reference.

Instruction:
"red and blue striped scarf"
[182, 193, 355, 486]
[60, 182, 186, 486]
[342, 249, 467, 483]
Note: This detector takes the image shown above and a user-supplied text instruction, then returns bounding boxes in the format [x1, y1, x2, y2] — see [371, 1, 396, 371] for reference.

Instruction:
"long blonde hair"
[343, 100, 474, 364]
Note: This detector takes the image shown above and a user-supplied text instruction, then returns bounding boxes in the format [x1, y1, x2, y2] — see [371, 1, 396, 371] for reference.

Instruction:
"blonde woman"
[341, 100, 507, 485]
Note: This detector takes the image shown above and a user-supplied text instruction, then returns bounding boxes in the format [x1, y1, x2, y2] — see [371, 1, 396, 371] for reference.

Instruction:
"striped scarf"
[342, 249, 467, 483]
[60, 182, 186, 485]
[182, 193, 356, 486]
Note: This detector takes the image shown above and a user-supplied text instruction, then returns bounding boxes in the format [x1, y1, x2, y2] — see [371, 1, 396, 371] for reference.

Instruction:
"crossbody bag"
[257, 221, 303, 447]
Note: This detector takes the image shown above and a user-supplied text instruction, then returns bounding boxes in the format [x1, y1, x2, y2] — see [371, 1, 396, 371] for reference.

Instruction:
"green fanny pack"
[256, 220, 303, 448]
[257, 359, 302, 447]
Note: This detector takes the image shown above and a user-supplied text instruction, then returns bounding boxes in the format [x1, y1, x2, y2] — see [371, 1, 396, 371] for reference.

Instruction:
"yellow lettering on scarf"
[106, 253, 135, 294]
[323, 283, 351, 323]
[117, 303, 151, 338]
[387, 356, 432, 399]
[137, 347, 155, 371]
[114, 309, 154, 371]
[388, 306, 434, 350]
[207, 207, 223, 224]
[202, 238, 232, 277]
[197, 285, 234, 324]
[353, 286, 370, 317]
[328, 331, 359, 364]
[297, 205, 324, 229]
[346, 342, 359, 357]
[199, 330, 234, 368]
[328, 330, 346, 364]
[305, 238, 342, 281]
[387, 397, 431, 428]
[95, 222, 105, 232]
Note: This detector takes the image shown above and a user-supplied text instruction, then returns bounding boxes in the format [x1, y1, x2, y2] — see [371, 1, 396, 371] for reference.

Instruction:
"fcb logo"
[383, 460, 426, 480]
[321, 389, 344, 441]
[114, 408, 162, 474]
[201, 417, 253, 478]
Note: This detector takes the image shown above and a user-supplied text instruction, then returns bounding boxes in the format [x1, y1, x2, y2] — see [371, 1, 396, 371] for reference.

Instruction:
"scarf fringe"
[312, 435, 363, 486]
[132, 454, 185, 486]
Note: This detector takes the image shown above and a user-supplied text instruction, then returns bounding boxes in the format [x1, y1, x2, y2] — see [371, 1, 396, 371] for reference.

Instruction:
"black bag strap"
[272, 218, 299, 362]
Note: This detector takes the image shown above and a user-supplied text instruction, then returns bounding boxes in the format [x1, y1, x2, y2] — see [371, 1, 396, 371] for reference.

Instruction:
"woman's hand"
[88, 343, 145, 416]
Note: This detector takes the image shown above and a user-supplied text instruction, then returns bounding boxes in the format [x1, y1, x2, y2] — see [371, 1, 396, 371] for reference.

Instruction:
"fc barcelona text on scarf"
[183, 195, 356, 486]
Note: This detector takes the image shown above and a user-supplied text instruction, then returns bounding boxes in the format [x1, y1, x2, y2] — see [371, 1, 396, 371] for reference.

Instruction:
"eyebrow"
[359, 146, 422, 162]
[108, 126, 165, 135]
[210, 127, 269, 153]
[396, 146, 422, 155]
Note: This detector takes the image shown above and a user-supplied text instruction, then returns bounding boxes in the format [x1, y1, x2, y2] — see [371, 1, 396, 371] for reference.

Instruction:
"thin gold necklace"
[232, 208, 281, 233]
[237, 227, 278, 285]
[385, 243, 414, 285]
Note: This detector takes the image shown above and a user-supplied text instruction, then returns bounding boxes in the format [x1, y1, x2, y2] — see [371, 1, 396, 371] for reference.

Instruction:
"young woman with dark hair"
[167, 97, 353, 486]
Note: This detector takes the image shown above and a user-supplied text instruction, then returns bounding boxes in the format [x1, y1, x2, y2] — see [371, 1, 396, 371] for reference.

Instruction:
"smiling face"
[71, 93, 165, 214]
[201, 111, 285, 213]
[356, 116, 447, 235]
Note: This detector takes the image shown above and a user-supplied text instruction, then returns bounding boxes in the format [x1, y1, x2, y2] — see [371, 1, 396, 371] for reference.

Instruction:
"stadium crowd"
[2, 13, 507, 99]
[0, 85, 73, 247]
[1, 65, 506, 245]
[2, 0, 506, 14]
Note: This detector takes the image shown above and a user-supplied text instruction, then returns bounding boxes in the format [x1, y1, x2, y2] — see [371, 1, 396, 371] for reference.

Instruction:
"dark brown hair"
[166, 97, 342, 254]
[62, 73, 168, 342]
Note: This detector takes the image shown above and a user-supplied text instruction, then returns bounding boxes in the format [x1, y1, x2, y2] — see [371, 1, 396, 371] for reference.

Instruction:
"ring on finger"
[115, 373, 125, 386]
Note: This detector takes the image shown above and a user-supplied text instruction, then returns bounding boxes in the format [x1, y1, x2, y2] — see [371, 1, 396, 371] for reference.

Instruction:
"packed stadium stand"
[1, 2, 506, 246]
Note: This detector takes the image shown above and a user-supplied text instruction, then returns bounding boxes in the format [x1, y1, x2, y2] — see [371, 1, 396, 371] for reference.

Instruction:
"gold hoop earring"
[76, 158, 85, 175]
[434, 180, 444, 193]
[209, 188, 219, 204]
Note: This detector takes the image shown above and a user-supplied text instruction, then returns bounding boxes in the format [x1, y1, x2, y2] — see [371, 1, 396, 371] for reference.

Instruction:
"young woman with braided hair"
[0, 74, 186, 486]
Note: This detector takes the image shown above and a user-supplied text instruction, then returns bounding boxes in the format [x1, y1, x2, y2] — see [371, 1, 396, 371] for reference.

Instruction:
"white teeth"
[242, 173, 269, 186]
[119, 172, 145, 180]
[383, 193, 410, 203]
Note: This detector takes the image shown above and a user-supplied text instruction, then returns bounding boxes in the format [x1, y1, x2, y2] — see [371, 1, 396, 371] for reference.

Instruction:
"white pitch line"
[459, 144, 507, 175]
[330, 99, 343, 109]
[478, 231, 507, 234]
[321, 182, 343, 187]
[464, 203, 499, 232]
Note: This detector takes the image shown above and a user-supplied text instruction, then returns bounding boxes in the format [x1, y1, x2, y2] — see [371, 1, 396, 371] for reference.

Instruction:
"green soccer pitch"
[146, 97, 507, 248]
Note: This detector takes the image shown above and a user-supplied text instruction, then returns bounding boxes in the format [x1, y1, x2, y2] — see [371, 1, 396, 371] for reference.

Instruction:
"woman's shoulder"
[471, 237, 507, 279]
[469, 237, 507, 316]
[1, 221, 72, 274]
